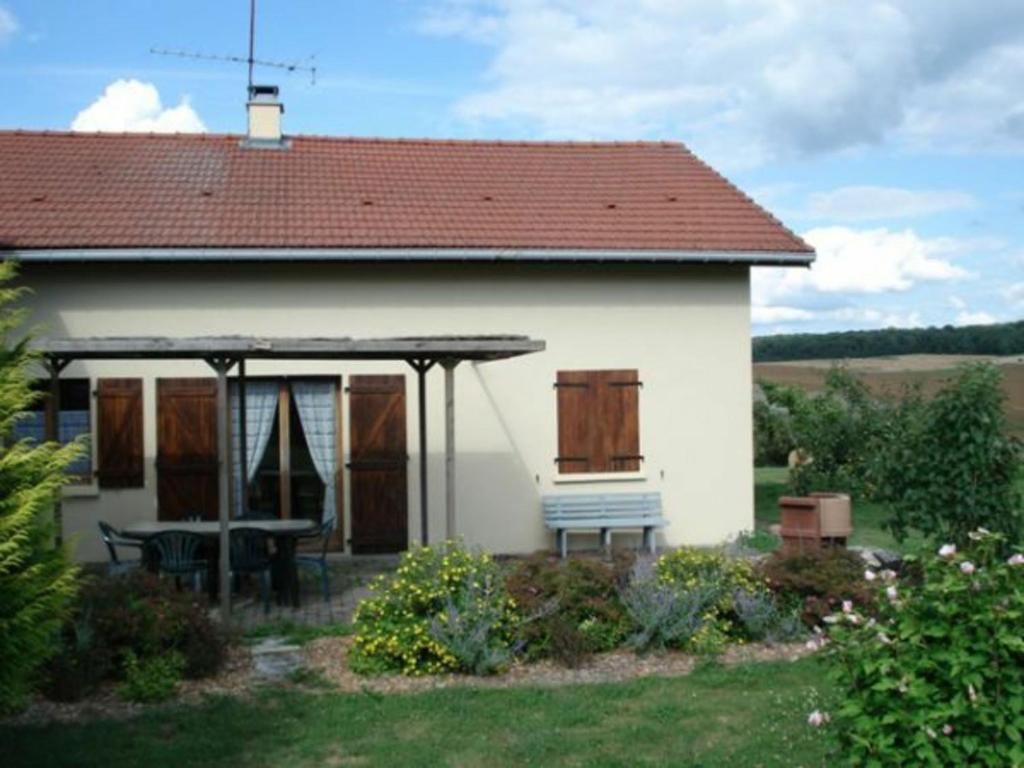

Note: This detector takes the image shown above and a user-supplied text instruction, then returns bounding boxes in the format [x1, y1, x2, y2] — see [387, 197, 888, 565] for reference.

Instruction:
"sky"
[0, 1, 1022, 336]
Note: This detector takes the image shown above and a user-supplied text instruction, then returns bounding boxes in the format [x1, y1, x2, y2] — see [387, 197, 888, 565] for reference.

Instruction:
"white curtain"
[291, 380, 337, 527]
[230, 380, 280, 517]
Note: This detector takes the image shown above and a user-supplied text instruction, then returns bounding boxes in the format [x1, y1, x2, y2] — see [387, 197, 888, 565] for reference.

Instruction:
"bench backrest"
[543, 492, 662, 521]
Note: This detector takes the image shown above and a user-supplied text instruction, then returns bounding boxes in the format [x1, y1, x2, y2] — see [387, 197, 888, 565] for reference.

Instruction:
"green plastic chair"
[230, 527, 273, 614]
[296, 519, 335, 603]
[144, 530, 207, 592]
[98, 521, 142, 576]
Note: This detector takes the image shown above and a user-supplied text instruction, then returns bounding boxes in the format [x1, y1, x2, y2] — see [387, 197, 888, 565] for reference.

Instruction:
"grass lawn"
[3, 657, 834, 768]
[754, 466, 923, 552]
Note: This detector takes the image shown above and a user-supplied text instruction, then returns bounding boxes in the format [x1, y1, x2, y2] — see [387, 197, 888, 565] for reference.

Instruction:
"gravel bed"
[303, 636, 815, 695]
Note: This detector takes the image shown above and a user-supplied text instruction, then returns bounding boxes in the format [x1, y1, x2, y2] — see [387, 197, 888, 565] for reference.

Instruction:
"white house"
[0, 91, 814, 562]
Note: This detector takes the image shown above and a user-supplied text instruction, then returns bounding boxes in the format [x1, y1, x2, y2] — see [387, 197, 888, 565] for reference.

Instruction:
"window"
[555, 369, 642, 474]
[12, 379, 92, 480]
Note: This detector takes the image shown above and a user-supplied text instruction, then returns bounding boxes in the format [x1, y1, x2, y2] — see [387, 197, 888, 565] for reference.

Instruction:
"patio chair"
[296, 518, 335, 603]
[97, 521, 142, 576]
[144, 530, 207, 592]
[230, 527, 273, 614]
[239, 510, 276, 521]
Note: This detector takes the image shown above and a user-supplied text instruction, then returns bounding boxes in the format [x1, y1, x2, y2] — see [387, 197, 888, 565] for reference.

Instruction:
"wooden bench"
[542, 492, 667, 558]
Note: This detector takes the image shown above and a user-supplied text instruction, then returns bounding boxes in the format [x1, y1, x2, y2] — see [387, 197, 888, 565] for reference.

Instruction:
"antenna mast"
[247, 0, 256, 96]
[150, 0, 317, 89]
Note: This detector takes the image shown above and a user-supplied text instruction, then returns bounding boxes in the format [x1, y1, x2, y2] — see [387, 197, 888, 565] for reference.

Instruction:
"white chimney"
[246, 84, 283, 143]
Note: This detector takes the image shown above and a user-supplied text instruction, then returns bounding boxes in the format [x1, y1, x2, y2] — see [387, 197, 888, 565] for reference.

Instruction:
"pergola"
[33, 335, 545, 616]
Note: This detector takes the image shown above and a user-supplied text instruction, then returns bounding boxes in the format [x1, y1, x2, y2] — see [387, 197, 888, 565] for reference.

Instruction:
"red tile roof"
[0, 130, 812, 256]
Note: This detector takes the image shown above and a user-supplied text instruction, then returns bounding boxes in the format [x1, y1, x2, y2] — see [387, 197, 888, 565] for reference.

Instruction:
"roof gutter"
[4, 247, 814, 266]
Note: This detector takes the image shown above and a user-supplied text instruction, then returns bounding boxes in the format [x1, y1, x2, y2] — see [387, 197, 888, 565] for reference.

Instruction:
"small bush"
[621, 574, 714, 653]
[731, 589, 803, 644]
[429, 579, 515, 675]
[350, 541, 519, 676]
[760, 548, 872, 628]
[820, 531, 1024, 766]
[119, 651, 184, 704]
[40, 612, 112, 702]
[82, 571, 228, 679]
[655, 547, 768, 647]
[505, 554, 632, 665]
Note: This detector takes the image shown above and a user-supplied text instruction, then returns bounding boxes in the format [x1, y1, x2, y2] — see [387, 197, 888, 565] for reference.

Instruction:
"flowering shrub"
[819, 531, 1024, 766]
[505, 554, 632, 665]
[656, 547, 769, 648]
[759, 548, 873, 628]
[350, 542, 519, 676]
[621, 575, 714, 653]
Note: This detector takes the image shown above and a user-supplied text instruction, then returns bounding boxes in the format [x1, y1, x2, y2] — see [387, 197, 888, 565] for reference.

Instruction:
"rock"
[850, 546, 882, 568]
[250, 637, 304, 682]
[850, 546, 903, 571]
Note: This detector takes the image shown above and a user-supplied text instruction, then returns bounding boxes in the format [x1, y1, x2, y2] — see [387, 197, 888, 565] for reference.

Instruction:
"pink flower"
[881, 569, 898, 581]
[938, 543, 957, 559]
[960, 561, 976, 575]
[942, 724, 954, 736]
[1008, 554, 1024, 566]
[842, 600, 854, 614]
[864, 570, 877, 581]
[886, 585, 899, 601]
[807, 710, 829, 727]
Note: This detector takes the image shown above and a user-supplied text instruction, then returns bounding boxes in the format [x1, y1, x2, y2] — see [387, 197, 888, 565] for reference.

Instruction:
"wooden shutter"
[156, 378, 219, 521]
[96, 378, 144, 488]
[556, 370, 594, 473]
[556, 369, 641, 473]
[596, 370, 641, 472]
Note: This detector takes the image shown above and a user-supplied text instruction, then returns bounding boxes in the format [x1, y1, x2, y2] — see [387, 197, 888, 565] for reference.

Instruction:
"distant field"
[754, 354, 1024, 436]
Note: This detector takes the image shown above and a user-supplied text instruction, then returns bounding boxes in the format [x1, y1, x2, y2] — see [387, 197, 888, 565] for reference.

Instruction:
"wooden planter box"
[779, 493, 852, 554]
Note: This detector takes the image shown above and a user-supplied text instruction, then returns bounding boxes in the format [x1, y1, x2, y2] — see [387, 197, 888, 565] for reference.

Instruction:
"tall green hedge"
[0, 262, 83, 714]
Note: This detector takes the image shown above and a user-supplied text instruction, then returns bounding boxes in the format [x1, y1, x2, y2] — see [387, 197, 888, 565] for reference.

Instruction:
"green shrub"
[429, 578, 516, 675]
[655, 547, 768, 648]
[621, 575, 715, 653]
[52, 571, 228, 688]
[880, 363, 1023, 548]
[0, 262, 84, 714]
[505, 554, 632, 665]
[760, 548, 872, 628]
[820, 531, 1024, 766]
[119, 651, 184, 704]
[40, 610, 113, 702]
[753, 395, 796, 466]
[350, 541, 519, 676]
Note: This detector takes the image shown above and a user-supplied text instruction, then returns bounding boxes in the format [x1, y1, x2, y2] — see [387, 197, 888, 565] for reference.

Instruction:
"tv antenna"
[150, 0, 317, 93]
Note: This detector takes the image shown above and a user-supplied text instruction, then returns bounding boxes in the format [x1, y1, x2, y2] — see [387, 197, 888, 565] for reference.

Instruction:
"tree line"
[753, 320, 1024, 362]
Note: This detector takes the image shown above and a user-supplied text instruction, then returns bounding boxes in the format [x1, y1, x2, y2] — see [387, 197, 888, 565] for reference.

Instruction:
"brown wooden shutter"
[556, 370, 593, 473]
[96, 378, 144, 488]
[596, 369, 641, 472]
[156, 378, 219, 521]
[556, 369, 641, 473]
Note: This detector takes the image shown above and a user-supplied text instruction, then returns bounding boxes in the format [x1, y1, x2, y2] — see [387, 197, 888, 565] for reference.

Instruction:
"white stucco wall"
[19, 261, 754, 562]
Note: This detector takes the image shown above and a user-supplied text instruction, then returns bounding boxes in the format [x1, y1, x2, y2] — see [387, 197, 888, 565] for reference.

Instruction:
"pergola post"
[238, 358, 248, 516]
[206, 356, 238, 619]
[44, 357, 69, 546]
[408, 359, 437, 546]
[442, 360, 459, 540]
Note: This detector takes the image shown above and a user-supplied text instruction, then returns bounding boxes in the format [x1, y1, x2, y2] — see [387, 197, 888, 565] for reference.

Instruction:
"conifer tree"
[0, 262, 82, 713]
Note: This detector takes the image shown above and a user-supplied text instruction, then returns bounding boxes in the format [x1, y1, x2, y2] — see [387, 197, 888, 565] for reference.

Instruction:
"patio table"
[121, 519, 316, 608]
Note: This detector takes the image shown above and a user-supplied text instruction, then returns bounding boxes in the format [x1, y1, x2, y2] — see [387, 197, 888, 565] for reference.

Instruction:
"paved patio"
[225, 554, 399, 630]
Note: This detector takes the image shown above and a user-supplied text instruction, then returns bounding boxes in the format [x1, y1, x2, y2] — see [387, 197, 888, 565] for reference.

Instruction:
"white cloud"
[422, 1, 1024, 165]
[754, 226, 969, 310]
[0, 6, 17, 44]
[1001, 282, 1024, 311]
[955, 310, 998, 325]
[806, 186, 976, 222]
[71, 79, 205, 133]
[751, 306, 815, 324]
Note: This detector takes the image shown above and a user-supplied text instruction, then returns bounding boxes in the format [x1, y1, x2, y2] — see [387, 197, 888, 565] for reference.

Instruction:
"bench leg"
[600, 527, 611, 554]
[643, 527, 656, 555]
[557, 528, 568, 559]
